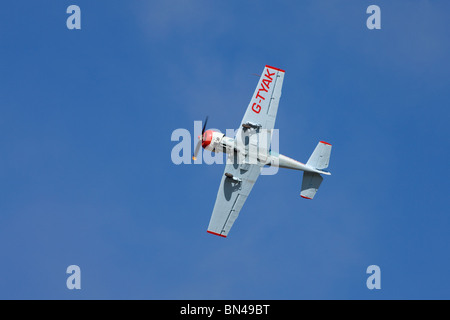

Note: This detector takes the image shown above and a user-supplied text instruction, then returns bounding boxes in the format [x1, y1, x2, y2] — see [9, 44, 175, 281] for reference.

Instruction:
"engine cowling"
[202, 130, 225, 152]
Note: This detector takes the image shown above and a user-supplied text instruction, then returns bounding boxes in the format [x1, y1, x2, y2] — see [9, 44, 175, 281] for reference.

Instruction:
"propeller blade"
[193, 116, 209, 161]
[192, 139, 202, 161]
[202, 116, 209, 135]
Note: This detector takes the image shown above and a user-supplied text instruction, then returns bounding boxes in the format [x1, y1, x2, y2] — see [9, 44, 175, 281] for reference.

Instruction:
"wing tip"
[265, 65, 285, 73]
[319, 141, 332, 146]
[207, 230, 227, 238]
[300, 195, 313, 200]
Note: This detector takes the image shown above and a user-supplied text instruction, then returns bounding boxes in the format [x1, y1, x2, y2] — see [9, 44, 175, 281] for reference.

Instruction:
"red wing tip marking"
[265, 65, 285, 73]
[301, 195, 313, 200]
[319, 141, 332, 146]
[207, 230, 227, 238]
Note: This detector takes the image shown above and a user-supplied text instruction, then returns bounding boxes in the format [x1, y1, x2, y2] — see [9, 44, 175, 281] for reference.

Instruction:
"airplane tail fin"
[301, 141, 332, 199]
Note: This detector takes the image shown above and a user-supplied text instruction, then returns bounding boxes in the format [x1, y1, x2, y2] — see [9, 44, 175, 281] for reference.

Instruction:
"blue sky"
[0, 1, 449, 299]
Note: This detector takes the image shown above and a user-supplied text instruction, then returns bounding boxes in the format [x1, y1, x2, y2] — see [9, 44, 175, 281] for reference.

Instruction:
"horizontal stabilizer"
[306, 141, 332, 170]
[301, 172, 323, 199]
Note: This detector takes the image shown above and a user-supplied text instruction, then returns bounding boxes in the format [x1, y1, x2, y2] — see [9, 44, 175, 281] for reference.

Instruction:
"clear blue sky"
[0, 1, 449, 299]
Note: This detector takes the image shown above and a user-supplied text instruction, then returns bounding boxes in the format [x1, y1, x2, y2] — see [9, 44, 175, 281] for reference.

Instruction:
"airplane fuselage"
[201, 129, 330, 176]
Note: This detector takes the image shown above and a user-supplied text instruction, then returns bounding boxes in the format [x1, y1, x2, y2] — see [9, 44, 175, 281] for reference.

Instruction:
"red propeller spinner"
[201, 130, 213, 149]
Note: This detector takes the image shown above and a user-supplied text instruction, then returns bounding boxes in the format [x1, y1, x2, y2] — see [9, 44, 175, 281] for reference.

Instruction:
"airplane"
[192, 65, 332, 238]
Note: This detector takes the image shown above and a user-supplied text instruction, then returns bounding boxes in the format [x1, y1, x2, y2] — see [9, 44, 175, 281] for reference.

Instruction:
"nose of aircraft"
[201, 130, 214, 148]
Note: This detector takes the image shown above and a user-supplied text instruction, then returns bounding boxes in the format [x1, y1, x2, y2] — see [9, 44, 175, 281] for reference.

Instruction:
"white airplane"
[193, 65, 332, 238]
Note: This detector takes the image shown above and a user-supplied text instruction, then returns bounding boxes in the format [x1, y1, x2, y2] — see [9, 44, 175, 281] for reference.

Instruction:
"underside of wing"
[240, 65, 285, 132]
[207, 153, 263, 238]
[235, 65, 285, 162]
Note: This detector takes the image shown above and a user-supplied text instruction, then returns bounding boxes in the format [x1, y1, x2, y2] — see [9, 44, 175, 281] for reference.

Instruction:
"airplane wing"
[206, 65, 285, 237]
[239, 65, 285, 132]
[236, 65, 285, 156]
[207, 153, 264, 238]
